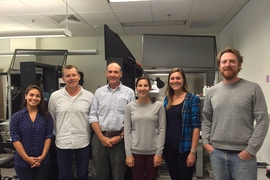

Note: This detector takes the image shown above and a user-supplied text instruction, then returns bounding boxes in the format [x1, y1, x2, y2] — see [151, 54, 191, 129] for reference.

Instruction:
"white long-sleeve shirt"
[48, 86, 93, 149]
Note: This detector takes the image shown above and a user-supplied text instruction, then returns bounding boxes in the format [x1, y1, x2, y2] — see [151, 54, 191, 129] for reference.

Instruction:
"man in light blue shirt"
[89, 62, 135, 180]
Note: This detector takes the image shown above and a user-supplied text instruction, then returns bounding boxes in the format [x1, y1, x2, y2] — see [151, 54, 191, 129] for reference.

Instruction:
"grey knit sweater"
[124, 101, 166, 156]
[202, 79, 269, 155]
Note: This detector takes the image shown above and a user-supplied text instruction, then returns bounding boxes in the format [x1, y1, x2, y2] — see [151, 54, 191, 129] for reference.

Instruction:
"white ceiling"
[0, 0, 249, 37]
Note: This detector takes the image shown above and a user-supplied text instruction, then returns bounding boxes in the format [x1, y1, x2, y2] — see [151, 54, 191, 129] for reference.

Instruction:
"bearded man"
[201, 47, 269, 180]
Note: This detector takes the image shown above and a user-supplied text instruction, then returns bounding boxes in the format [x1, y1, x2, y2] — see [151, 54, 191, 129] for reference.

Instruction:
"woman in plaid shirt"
[163, 67, 201, 180]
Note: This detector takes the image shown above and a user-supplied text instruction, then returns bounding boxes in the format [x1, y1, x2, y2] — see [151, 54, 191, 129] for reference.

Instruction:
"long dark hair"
[135, 76, 156, 103]
[21, 85, 49, 119]
[165, 67, 189, 110]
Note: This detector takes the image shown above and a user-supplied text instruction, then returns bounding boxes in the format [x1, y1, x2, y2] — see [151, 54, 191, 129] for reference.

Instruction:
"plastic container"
[203, 86, 207, 96]
[205, 163, 213, 179]
[208, 170, 213, 179]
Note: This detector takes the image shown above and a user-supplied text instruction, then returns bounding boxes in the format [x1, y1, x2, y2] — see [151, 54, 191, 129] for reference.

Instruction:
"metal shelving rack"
[6, 49, 68, 119]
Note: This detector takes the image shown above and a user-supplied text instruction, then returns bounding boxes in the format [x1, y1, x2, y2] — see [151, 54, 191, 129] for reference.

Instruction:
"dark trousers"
[108, 165, 133, 180]
[56, 144, 90, 180]
[131, 154, 160, 180]
[48, 136, 58, 180]
[14, 163, 50, 180]
[92, 133, 126, 180]
[124, 166, 133, 180]
[163, 145, 195, 180]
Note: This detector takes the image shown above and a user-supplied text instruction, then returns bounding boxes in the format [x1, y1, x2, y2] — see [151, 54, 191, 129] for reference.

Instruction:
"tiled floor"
[1, 165, 269, 180]
[1, 168, 16, 179]
[157, 166, 270, 180]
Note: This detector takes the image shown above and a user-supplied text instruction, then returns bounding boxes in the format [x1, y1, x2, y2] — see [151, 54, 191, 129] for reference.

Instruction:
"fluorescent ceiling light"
[109, 0, 149, 2]
[0, 28, 72, 39]
[68, 50, 100, 55]
[122, 20, 186, 27]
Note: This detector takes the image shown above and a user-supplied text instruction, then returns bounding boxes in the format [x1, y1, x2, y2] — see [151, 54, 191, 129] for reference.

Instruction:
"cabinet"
[20, 62, 61, 99]
[7, 62, 62, 119]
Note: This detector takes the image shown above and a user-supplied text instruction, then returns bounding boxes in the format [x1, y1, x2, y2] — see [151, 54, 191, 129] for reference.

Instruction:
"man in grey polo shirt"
[89, 62, 135, 180]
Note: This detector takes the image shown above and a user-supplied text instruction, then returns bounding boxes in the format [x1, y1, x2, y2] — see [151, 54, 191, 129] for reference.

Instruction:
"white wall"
[0, 38, 39, 72]
[0, 38, 39, 119]
[218, 0, 270, 164]
[218, 0, 270, 111]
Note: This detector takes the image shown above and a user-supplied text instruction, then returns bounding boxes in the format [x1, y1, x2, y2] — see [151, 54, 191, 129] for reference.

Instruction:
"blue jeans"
[56, 144, 90, 180]
[14, 163, 49, 180]
[210, 148, 257, 180]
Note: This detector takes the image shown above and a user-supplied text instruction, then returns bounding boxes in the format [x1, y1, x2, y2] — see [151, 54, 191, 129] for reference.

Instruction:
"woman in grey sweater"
[124, 76, 166, 180]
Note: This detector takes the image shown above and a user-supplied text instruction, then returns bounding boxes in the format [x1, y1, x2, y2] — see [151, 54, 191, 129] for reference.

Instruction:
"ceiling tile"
[79, 12, 119, 24]
[19, 0, 68, 14]
[151, 0, 193, 21]
[67, 0, 112, 12]
[154, 25, 185, 35]
[109, 1, 151, 11]
[0, 0, 250, 37]
[0, 0, 38, 15]
[115, 10, 153, 22]
[9, 14, 61, 29]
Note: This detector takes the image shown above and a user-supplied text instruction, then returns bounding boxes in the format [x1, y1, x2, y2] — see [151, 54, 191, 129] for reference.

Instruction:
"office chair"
[0, 135, 18, 180]
[266, 167, 270, 179]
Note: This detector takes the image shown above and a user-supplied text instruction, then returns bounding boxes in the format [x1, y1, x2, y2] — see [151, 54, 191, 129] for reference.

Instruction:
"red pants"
[131, 154, 160, 180]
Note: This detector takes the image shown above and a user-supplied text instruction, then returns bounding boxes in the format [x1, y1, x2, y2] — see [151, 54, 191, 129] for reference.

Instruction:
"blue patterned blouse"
[164, 92, 201, 153]
[10, 108, 54, 168]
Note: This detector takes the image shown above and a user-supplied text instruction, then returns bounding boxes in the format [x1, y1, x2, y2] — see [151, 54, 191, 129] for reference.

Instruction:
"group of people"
[8, 47, 269, 180]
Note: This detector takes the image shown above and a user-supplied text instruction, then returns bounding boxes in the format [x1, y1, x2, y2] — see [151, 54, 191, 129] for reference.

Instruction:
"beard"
[220, 69, 239, 80]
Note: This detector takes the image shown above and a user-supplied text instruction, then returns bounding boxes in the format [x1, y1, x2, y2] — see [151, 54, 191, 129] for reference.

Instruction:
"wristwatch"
[120, 134, 124, 140]
[190, 149, 197, 155]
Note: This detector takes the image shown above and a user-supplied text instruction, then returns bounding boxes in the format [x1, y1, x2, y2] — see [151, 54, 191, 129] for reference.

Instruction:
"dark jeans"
[56, 144, 90, 180]
[14, 163, 50, 180]
[163, 145, 195, 180]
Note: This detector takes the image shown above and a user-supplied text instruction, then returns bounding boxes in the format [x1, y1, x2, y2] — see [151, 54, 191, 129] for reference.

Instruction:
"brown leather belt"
[102, 131, 122, 137]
